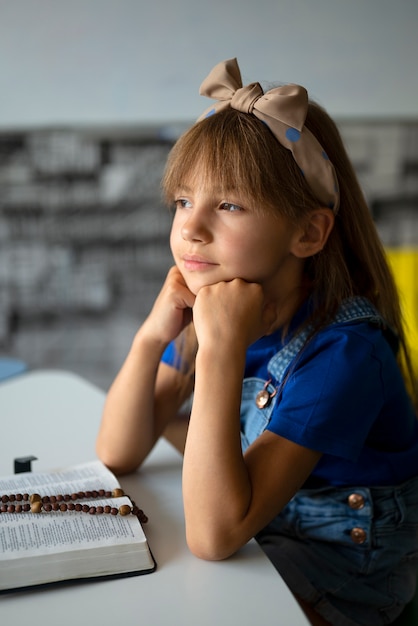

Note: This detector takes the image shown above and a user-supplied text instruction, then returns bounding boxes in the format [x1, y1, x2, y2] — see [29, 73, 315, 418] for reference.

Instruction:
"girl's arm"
[96, 266, 195, 475]
[182, 279, 322, 560]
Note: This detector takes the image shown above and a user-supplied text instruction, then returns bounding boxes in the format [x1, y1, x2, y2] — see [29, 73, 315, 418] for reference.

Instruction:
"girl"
[96, 59, 418, 625]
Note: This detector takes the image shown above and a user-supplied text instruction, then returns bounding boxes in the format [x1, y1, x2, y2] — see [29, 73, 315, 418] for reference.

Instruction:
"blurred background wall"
[0, 0, 417, 389]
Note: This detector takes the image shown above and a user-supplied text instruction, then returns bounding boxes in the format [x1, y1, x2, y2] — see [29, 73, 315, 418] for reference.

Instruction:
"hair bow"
[197, 58, 339, 213]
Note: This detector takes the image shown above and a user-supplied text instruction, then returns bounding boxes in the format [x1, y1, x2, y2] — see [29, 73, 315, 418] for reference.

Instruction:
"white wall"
[0, 0, 417, 128]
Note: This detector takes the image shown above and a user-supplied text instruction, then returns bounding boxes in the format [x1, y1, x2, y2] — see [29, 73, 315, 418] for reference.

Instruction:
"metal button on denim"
[348, 493, 365, 509]
[350, 527, 367, 544]
[255, 389, 271, 409]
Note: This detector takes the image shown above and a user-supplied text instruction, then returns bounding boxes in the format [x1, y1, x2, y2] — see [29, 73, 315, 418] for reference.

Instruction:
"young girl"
[96, 58, 418, 625]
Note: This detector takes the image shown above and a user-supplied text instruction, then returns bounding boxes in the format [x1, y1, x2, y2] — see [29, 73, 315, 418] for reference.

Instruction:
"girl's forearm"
[182, 345, 252, 559]
[183, 341, 322, 561]
[97, 267, 197, 475]
[96, 330, 168, 474]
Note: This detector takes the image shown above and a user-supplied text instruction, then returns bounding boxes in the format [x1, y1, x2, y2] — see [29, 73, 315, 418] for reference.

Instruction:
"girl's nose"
[181, 210, 211, 243]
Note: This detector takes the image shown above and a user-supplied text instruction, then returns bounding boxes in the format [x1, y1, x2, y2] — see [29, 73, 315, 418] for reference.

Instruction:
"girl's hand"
[141, 266, 196, 346]
[192, 279, 276, 352]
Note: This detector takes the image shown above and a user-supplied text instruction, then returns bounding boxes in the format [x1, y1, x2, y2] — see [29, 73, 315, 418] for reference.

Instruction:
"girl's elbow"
[186, 528, 238, 562]
[95, 443, 141, 476]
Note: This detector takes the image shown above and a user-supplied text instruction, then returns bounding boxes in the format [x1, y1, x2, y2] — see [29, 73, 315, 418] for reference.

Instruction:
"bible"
[0, 460, 156, 592]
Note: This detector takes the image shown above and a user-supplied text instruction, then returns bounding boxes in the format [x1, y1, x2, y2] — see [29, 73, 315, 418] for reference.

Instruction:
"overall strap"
[268, 297, 389, 385]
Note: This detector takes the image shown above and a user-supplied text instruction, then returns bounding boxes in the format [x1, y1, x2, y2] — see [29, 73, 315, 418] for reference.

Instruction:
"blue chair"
[0, 358, 28, 382]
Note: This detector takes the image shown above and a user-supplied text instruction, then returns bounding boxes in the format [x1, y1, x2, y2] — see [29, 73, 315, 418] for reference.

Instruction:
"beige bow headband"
[197, 58, 340, 214]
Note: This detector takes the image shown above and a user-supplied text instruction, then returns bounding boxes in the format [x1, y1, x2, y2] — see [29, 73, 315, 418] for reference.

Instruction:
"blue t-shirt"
[162, 305, 418, 487]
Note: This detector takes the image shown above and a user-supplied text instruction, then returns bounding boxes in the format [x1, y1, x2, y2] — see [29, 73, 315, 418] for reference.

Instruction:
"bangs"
[162, 109, 301, 217]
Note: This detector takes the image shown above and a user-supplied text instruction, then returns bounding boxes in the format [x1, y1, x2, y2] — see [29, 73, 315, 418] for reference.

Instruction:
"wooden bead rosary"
[0, 488, 148, 523]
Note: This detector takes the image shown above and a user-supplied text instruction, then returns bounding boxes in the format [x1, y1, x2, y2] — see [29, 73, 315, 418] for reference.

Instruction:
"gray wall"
[1, 0, 418, 127]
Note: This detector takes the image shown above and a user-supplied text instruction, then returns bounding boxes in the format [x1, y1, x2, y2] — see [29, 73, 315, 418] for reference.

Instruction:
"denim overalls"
[240, 296, 387, 451]
[239, 297, 418, 625]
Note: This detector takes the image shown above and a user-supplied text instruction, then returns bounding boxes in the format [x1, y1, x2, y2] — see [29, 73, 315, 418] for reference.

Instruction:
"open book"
[0, 460, 155, 592]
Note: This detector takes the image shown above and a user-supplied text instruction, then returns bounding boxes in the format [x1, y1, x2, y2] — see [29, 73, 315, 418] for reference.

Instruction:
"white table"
[0, 369, 308, 624]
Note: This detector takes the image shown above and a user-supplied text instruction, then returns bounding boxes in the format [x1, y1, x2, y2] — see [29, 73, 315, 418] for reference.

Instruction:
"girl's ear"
[291, 208, 335, 258]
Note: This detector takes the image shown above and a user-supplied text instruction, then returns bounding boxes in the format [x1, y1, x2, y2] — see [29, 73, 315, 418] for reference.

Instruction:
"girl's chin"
[184, 281, 208, 296]
[182, 276, 220, 296]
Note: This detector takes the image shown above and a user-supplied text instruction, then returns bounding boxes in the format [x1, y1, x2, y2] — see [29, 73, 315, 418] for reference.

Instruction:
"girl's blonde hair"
[162, 105, 417, 403]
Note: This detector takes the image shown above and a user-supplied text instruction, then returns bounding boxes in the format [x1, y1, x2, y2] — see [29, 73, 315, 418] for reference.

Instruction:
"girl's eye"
[174, 198, 192, 209]
[220, 202, 243, 212]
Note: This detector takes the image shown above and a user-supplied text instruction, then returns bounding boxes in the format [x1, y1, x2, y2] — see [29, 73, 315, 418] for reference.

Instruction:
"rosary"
[0, 488, 148, 524]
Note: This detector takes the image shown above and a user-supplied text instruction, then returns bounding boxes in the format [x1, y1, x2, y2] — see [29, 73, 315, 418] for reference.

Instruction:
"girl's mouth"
[182, 255, 218, 271]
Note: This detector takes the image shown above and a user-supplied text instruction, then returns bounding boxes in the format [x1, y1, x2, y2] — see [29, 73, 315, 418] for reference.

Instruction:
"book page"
[0, 497, 146, 560]
[0, 460, 120, 494]
[0, 461, 147, 559]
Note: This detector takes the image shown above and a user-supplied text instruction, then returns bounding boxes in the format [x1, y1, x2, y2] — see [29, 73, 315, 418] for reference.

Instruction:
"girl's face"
[170, 182, 304, 300]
